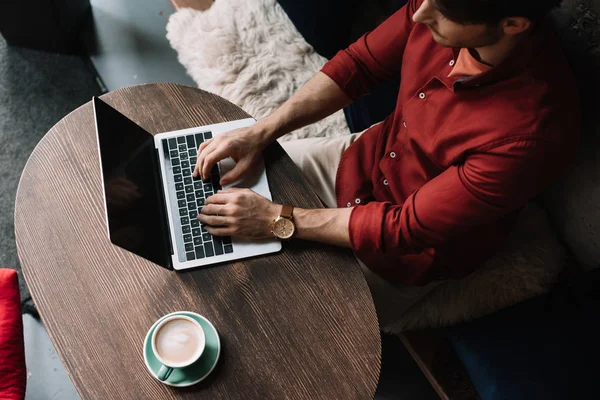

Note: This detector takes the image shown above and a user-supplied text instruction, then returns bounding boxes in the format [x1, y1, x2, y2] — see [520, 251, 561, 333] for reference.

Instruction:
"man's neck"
[472, 31, 529, 67]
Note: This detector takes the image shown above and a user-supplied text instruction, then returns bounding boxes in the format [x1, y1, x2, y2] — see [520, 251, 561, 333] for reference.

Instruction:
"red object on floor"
[0, 269, 26, 400]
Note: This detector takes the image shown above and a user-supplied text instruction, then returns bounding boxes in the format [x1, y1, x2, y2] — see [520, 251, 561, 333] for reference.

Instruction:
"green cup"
[151, 314, 206, 382]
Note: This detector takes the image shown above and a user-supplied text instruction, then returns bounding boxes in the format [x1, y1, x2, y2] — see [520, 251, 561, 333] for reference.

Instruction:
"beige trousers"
[281, 133, 440, 330]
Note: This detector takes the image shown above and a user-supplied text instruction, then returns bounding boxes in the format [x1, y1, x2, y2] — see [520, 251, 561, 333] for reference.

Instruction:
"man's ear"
[502, 17, 532, 36]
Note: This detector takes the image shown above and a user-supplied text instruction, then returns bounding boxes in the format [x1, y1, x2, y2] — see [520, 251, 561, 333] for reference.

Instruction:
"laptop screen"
[93, 97, 171, 269]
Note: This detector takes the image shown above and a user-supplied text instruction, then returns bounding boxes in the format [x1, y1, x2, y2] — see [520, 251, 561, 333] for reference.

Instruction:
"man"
[193, 0, 580, 325]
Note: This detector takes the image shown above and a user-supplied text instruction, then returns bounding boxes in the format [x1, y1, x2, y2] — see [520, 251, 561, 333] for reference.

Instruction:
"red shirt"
[321, 0, 581, 285]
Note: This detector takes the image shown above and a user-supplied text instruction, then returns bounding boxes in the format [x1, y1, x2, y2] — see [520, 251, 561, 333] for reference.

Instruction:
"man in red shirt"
[194, 0, 580, 324]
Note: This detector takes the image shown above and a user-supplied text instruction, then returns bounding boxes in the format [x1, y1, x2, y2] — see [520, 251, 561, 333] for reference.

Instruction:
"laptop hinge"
[154, 146, 174, 270]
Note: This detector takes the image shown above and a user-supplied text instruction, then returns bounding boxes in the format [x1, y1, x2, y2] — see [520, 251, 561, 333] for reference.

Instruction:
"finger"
[220, 158, 251, 186]
[204, 193, 233, 205]
[205, 226, 235, 237]
[196, 139, 216, 179]
[201, 148, 229, 181]
[201, 203, 232, 216]
[198, 213, 233, 227]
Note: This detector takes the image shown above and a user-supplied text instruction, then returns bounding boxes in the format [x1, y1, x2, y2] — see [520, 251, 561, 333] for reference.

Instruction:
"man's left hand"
[198, 188, 280, 239]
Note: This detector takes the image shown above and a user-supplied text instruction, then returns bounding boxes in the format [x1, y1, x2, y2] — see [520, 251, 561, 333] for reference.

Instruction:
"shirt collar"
[437, 20, 549, 91]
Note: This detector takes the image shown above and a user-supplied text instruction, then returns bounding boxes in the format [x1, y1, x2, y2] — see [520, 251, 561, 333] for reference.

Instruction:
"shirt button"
[419, 92, 426, 100]
[355, 198, 361, 204]
[390, 151, 396, 158]
[383, 179, 389, 186]
[403, 121, 407, 128]
[449, 60, 455, 66]
[347, 202, 352, 207]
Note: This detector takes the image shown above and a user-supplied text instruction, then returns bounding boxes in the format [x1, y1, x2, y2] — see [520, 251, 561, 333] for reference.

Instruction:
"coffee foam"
[155, 318, 203, 365]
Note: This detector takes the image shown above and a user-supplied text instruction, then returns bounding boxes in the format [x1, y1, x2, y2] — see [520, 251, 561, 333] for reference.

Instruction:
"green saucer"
[143, 311, 220, 387]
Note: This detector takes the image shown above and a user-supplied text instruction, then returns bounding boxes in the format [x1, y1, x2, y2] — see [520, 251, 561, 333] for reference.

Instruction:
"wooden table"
[15, 83, 381, 399]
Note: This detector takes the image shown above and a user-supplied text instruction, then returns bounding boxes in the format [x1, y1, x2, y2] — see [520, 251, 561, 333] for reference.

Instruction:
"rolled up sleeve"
[349, 139, 564, 280]
[320, 0, 420, 100]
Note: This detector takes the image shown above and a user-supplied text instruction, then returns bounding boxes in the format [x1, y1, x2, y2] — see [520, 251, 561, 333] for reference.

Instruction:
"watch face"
[272, 218, 295, 239]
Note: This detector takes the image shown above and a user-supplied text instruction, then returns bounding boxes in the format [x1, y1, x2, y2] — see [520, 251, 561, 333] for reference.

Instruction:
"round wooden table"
[15, 83, 381, 399]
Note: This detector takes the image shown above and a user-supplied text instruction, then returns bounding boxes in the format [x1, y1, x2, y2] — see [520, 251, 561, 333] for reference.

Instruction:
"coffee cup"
[151, 314, 206, 381]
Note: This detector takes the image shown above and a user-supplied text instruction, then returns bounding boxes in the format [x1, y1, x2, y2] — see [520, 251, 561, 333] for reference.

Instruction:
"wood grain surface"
[169, 0, 213, 11]
[15, 83, 380, 399]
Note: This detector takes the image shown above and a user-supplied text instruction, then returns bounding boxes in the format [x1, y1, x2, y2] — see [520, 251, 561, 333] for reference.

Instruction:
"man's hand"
[198, 188, 280, 238]
[193, 126, 269, 186]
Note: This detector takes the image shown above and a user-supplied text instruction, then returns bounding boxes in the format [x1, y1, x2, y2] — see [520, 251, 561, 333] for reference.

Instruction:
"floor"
[3, 0, 438, 398]
[84, 0, 196, 91]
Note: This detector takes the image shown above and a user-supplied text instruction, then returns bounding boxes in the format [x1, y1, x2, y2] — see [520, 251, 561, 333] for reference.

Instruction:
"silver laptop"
[92, 97, 281, 271]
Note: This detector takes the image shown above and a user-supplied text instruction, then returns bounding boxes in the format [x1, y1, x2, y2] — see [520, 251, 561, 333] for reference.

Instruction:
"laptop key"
[224, 244, 233, 254]
[179, 208, 187, 217]
[169, 138, 177, 149]
[204, 131, 213, 139]
[213, 236, 224, 255]
[223, 236, 232, 245]
[204, 242, 215, 257]
[185, 243, 194, 252]
[177, 136, 186, 144]
[185, 185, 193, 193]
[195, 133, 204, 145]
[191, 219, 199, 227]
[170, 150, 178, 158]
[173, 166, 181, 174]
[201, 224, 207, 233]
[188, 202, 195, 210]
[189, 210, 198, 219]
[194, 181, 203, 190]
[181, 160, 190, 169]
[186, 135, 195, 149]
[202, 233, 211, 242]
[195, 246, 205, 259]
[177, 191, 185, 199]
[186, 251, 195, 261]
[172, 158, 180, 166]
[182, 169, 191, 177]
[193, 237, 202, 246]
[180, 217, 189, 225]
[174, 174, 182, 182]
[188, 149, 196, 157]
[196, 198, 204, 207]
[184, 177, 192, 185]
[183, 234, 192, 243]
[192, 228, 201, 236]
[182, 225, 191, 234]
[175, 183, 184, 191]
[190, 157, 197, 165]
[178, 144, 186, 152]
[203, 183, 212, 192]
[178, 199, 186, 208]
[186, 194, 194, 202]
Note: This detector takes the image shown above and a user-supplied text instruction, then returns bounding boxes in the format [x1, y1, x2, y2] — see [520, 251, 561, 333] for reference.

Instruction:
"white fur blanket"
[166, 0, 565, 331]
[166, 0, 349, 141]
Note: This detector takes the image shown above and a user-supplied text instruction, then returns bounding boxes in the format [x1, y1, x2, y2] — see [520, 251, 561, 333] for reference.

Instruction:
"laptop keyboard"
[162, 131, 233, 262]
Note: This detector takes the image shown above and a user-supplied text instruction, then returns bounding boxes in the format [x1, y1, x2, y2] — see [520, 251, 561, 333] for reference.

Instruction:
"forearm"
[294, 207, 353, 248]
[256, 72, 352, 142]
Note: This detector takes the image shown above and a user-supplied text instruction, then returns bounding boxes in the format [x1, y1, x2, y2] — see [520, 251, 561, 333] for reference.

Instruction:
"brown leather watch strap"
[281, 205, 294, 220]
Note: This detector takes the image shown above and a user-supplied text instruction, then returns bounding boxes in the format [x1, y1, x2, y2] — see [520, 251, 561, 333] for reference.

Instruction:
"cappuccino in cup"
[151, 315, 206, 381]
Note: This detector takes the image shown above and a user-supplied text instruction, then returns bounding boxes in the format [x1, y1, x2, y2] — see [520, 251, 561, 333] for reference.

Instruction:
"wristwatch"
[271, 205, 295, 239]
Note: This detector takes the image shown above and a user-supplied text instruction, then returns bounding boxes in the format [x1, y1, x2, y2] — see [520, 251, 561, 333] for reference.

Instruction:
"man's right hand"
[193, 126, 270, 186]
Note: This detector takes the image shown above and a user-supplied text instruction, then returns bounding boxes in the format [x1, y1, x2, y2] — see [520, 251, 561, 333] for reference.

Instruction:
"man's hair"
[434, 0, 563, 25]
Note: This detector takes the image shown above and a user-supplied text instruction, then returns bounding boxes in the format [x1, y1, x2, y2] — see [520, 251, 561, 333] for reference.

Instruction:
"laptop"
[92, 97, 281, 271]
